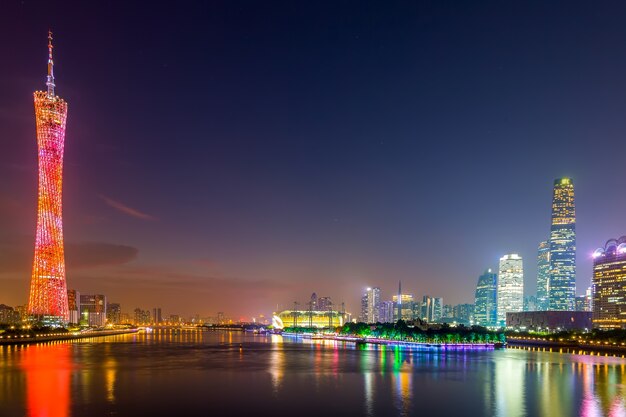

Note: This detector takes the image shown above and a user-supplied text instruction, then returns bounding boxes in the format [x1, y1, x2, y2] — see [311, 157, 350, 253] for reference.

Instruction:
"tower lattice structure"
[27, 31, 70, 322]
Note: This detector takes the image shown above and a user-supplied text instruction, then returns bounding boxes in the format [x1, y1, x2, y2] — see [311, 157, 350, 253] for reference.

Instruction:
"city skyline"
[1, 2, 626, 319]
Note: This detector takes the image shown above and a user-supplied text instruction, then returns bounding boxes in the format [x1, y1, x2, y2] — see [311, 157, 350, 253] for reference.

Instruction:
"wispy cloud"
[99, 195, 156, 221]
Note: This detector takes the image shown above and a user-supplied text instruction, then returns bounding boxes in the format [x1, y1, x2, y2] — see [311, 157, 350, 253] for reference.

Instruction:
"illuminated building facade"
[378, 301, 395, 323]
[420, 296, 443, 323]
[276, 310, 344, 328]
[507, 311, 591, 331]
[107, 303, 121, 324]
[592, 236, 626, 329]
[28, 32, 70, 323]
[360, 287, 380, 323]
[79, 294, 106, 327]
[474, 269, 498, 327]
[496, 254, 524, 326]
[67, 289, 80, 324]
[548, 178, 576, 311]
[536, 240, 550, 311]
[392, 293, 415, 321]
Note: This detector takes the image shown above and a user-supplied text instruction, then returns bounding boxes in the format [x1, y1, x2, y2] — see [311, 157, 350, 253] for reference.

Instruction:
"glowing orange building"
[27, 32, 70, 323]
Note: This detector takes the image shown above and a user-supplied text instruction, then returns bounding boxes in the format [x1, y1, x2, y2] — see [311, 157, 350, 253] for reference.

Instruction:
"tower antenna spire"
[46, 30, 55, 97]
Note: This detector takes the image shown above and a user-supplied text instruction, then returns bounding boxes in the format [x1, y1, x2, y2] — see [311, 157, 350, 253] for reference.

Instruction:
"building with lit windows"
[536, 240, 550, 310]
[497, 254, 524, 326]
[474, 269, 498, 327]
[67, 289, 80, 324]
[592, 236, 626, 329]
[378, 301, 395, 323]
[79, 294, 106, 327]
[107, 303, 121, 324]
[420, 296, 443, 323]
[548, 178, 576, 311]
[392, 294, 415, 321]
[360, 287, 380, 323]
[276, 310, 344, 328]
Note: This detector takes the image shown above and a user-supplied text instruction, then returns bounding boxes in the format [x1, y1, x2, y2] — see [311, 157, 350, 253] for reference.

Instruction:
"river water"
[1, 329, 625, 417]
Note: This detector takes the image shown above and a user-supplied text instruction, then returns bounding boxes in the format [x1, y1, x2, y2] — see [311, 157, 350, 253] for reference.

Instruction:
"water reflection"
[21, 344, 71, 417]
[3, 333, 626, 416]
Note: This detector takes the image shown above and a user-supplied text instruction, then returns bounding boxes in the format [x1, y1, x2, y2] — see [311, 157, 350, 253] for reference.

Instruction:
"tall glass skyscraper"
[536, 240, 550, 311]
[548, 178, 576, 311]
[360, 287, 380, 323]
[496, 254, 524, 327]
[474, 269, 498, 327]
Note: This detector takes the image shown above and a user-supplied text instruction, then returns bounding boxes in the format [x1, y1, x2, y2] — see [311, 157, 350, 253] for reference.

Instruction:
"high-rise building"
[153, 307, 162, 324]
[548, 178, 576, 311]
[360, 287, 380, 323]
[378, 301, 395, 323]
[67, 289, 80, 324]
[317, 297, 332, 311]
[107, 303, 121, 324]
[536, 240, 550, 310]
[420, 296, 443, 323]
[474, 269, 498, 327]
[28, 32, 70, 324]
[497, 254, 524, 326]
[392, 293, 415, 321]
[79, 294, 107, 327]
[592, 237, 626, 329]
[453, 304, 474, 323]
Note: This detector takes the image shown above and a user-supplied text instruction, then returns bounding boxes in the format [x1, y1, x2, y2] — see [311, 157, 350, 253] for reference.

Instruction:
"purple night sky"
[1, 1, 626, 319]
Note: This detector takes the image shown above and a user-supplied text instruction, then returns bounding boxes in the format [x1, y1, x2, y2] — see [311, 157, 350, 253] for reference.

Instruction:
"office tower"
[107, 303, 121, 324]
[496, 254, 524, 326]
[360, 287, 380, 323]
[392, 293, 414, 321]
[431, 297, 443, 322]
[378, 301, 395, 323]
[536, 240, 550, 310]
[548, 178, 576, 311]
[592, 237, 626, 329]
[28, 32, 70, 323]
[317, 297, 332, 311]
[153, 307, 162, 323]
[79, 294, 107, 327]
[67, 289, 80, 324]
[453, 304, 474, 324]
[474, 269, 498, 327]
[309, 293, 318, 310]
[420, 296, 432, 321]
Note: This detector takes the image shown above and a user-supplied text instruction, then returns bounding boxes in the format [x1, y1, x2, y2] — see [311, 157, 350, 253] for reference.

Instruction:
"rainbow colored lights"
[27, 32, 70, 322]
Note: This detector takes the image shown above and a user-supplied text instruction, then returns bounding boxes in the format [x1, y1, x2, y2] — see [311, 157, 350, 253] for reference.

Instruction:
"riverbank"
[507, 336, 626, 354]
[0, 329, 139, 345]
[281, 332, 500, 349]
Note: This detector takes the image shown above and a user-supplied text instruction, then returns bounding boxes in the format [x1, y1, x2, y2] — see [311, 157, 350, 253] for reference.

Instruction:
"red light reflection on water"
[21, 344, 70, 417]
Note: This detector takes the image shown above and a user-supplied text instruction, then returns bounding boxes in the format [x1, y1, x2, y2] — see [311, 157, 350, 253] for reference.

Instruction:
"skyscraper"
[496, 254, 524, 326]
[548, 178, 576, 311]
[592, 237, 626, 329]
[536, 240, 550, 311]
[28, 32, 70, 324]
[360, 287, 380, 323]
[474, 269, 498, 327]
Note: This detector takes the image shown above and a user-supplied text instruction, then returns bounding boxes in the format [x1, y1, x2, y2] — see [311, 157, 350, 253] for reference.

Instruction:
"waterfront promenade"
[0, 328, 138, 345]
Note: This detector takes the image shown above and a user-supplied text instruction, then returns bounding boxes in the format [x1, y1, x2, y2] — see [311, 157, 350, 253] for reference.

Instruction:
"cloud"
[65, 242, 138, 269]
[99, 195, 156, 221]
[0, 238, 138, 273]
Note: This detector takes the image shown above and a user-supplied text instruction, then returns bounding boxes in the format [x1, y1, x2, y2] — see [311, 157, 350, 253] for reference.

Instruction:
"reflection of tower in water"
[21, 344, 71, 417]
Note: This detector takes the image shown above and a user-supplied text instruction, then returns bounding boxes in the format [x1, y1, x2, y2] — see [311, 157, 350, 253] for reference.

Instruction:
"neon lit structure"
[27, 31, 70, 323]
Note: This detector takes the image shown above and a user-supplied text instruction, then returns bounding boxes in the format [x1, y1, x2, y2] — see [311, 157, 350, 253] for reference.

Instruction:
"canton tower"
[27, 31, 70, 323]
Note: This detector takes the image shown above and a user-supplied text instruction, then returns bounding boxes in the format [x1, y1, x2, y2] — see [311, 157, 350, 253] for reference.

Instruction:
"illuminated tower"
[27, 32, 70, 323]
[548, 178, 576, 311]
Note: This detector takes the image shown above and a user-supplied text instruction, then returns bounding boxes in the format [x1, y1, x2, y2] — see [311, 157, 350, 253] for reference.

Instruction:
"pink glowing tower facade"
[27, 32, 70, 323]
